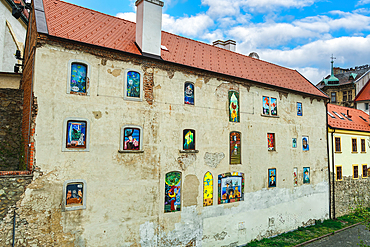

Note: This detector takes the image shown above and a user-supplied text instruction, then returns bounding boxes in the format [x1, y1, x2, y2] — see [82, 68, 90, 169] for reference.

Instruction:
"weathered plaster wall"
[0, 73, 21, 89]
[0, 44, 329, 246]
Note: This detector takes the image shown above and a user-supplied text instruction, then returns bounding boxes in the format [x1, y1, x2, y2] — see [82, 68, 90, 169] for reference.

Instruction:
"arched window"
[67, 60, 91, 95]
[203, 172, 213, 206]
[184, 82, 194, 105]
[124, 69, 143, 101]
[228, 90, 240, 122]
[164, 171, 181, 213]
[230, 131, 241, 164]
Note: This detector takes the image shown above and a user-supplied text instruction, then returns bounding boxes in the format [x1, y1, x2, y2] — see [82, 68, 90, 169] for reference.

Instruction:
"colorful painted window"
[336, 166, 342, 181]
[218, 172, 244, 204]
[123, 128, 141, 150]
[63, 179, 86, 211]
[361, 139, 366, 152]
[230, 132, 241, 164]
[263, 96, 277, 116]
[229, 91, 240, 122]
[293, 167, 298, 186]
[126, 71, 141, 98]
[335, 137, 341, 152]
[363, 165, 368, 178]
[184, 82, 194, 105]
[70, 63, 88, 94]
[183, 129, 195, 150]
[203, 172, 213, 207]
[164, 171, 181, 213]
[292, 138, 297, 148]
[353, 165, 359, 179]
[66, 120, 87, 148]
[303, 167, 310, 183]
[297, 102, 302, 116]
[267, 133, 275, 151]
[268, 168, 276, 188]
[302, 136, 309, 151]
[352, 138, 357, 152]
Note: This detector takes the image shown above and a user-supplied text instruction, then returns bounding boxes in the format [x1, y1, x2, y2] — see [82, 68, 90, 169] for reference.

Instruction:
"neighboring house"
[0, 0, 330, 246]
[355, 78, 370, 115]
[317, 62, 370, 108]
[327, 104, 370, 218]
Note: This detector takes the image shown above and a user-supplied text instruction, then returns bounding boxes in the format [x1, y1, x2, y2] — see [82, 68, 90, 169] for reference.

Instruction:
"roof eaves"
[295, 70, 329, 99]
[354, 78, 370, 102]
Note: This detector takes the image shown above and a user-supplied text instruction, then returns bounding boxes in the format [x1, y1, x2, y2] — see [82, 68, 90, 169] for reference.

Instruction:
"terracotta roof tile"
[328, 104, 370, 132]
[42, 0, 327, 98]
[355, 79, 370, 102]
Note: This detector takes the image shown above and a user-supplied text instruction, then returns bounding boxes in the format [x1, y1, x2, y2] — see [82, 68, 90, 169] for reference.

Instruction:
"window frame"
[334, 136, 341, 152]
[365, 103, 369, 111]
[67, 59, 91, 96]
[361, 138, 366, 153]
[183, 129, 196, 151]
[124, 68, 144, 101]
[352, 138, 358, 153]
[362, 164, 368, 178]
[230, 131, 241, 164]
[184, 82, 195, 105]
[62, 117, 90, 152]
[331, 92, 337, 103]
[119, 125, 143, 152]
[262, 96, 278, 117]
[62, 179, 87, 211]
[343, 91, 347, 102]
[348, 90, 352, 101]
[297, 102, 303, 116]
[336, 165, 343, 181]
[353, 164, 359, 179]
[267, 133, 276, 151]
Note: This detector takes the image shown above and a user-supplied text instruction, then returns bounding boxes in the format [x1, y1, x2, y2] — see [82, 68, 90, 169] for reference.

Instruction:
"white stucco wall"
[356, 102, 370, 115]
[0, 0, 27, 72]
[20, 45, 329, 246]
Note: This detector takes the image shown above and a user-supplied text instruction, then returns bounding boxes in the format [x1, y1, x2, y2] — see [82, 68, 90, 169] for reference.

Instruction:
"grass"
[244, 210, 367, 247]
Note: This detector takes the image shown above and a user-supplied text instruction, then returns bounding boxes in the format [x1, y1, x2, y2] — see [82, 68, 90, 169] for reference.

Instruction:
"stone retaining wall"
[0, 88, 24, 171]
[331, 175, 370, 218]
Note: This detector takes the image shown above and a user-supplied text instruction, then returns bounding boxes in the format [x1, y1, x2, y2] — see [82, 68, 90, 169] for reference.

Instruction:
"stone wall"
[0, 88, 24, 171]
[331, 175, 370, 218]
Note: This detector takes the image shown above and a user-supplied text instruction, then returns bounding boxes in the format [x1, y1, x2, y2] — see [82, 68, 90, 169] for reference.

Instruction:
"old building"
[355, 79, 370, 115]
[0, 0, 330, 246]
[327, 104, 370, 218]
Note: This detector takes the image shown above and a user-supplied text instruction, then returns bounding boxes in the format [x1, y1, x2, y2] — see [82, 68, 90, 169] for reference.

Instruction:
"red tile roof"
[328, 104, 370, 132]
[42, 0, 327, 98]
[354, 79, 370, 102]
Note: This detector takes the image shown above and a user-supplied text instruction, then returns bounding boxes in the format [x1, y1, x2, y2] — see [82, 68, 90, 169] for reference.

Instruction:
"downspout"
[331, 130, 336, 219]
[326, 103, 331, 219]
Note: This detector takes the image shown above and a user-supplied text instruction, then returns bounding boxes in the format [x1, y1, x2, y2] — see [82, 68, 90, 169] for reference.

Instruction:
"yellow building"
[328, 104, 370, 218]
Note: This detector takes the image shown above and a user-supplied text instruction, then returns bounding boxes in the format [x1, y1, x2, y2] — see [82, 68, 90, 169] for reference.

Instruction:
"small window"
[336, 166, 342, 181]
[303, 167, 310, 184]
[341, 113, 352, 121]
[343, 91, 347, 102]
[297, 102, 302, 116]
[164, 171, 181, 213]
[229, 91, 240, 122]
[124, 69, 143, 101]
[353, 165, 359, 179]
[363, 165, 368, 178]
[331, 92, 337, 103]
[361, 139, 366, 152]
[218, 172, 244, 204]
[63, 179, 87, 211]
[230, 131, 241, 164]
[292, 138, 297, 148]
[62, 118, 90, 152]
[327, 112, 335, 118]
[348, 91, 352, 101]
[203, 172, 213, 207]
[335, 137, 341, 152]
[262, 96, 277, 116]
[352, 138, 357, 152]
[333, 111, 344, 120]
[267, 133, 275, 151]
[183, 129, 195, 150]
[67, 59, 91, 95]
[302, 136, 309, 151]
[365, 103, 369, 111]
[120, 125, 143, 151]
[360, 116, 368, 122]
[268, 168, 276, 188]
[184, 82, 194, 105]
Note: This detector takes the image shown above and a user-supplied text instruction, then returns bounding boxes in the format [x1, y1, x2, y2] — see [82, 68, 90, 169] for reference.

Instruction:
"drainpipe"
[12, 207, 16, 247]
[326, 103, 331, 219]
[331, 130, 336, 219]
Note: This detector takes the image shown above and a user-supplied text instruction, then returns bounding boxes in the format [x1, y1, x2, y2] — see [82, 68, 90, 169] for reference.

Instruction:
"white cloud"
[356, 0, 370, 7]
[162, 13, 214, 37]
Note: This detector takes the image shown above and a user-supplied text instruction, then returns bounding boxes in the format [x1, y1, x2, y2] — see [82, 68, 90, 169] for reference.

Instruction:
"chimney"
[135, 0, 164, 57]
[212, 40, 236, 51]
[347, 109, 351, 118]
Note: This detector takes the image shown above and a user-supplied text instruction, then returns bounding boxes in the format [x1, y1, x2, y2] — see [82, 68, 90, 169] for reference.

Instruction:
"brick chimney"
[212, 40, 236, 52]
[135, 0, 164, 57]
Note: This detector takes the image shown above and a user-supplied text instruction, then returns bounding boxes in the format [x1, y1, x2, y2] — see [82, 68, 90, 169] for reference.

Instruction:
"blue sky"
[63, 0, 370, 84]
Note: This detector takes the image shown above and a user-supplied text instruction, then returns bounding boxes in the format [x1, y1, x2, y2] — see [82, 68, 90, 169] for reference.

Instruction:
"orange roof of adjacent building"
[355, 79, 370, 102]
[327, 104, 370, 132]
[41, 0, 327, 98]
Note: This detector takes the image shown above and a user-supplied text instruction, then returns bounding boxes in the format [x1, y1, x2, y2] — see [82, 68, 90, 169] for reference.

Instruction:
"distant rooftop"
[327, 104, 370, 132]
